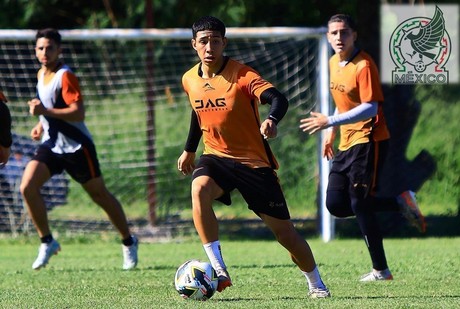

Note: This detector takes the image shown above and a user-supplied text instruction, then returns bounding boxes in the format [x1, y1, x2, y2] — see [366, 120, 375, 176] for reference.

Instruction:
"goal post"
[318, 35, 334, 242]
[0, 27, 334, 241]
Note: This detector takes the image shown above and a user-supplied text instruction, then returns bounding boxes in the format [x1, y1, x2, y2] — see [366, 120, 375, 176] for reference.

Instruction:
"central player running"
[177, 16, 330, 299]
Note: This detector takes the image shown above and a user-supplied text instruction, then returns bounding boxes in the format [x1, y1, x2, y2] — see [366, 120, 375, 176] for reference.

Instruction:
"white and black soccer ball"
[174, 259, 218, 301]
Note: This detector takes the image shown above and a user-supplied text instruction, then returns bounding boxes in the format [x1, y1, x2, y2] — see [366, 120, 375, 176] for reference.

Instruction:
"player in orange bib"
[300, 14, 426, 282]
[177, 16, 330, 298]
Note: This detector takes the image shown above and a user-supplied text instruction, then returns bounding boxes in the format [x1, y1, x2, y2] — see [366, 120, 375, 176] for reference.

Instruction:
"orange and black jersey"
[182, 57, 281, 169]
[329, 50, 390, 151]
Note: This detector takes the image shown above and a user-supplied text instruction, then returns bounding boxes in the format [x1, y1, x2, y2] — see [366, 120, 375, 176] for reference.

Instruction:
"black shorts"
[328, 140, 389, 197]
[32, 144, 101, 184]
[192, 154, 290, 220]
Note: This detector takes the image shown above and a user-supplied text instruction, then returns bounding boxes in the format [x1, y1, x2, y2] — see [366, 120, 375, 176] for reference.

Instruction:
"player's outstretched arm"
[299, 111, 330, 135]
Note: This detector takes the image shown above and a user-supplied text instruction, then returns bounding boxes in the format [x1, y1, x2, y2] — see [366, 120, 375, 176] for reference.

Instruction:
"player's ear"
[191, 38, 197, 51]
[353, 31, 357, 42]
[222, 37, 228, 48]
[327, 32, 332, 43]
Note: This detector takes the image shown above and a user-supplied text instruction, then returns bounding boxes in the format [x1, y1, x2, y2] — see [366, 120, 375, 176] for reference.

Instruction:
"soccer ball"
[174, 259, 218, 301]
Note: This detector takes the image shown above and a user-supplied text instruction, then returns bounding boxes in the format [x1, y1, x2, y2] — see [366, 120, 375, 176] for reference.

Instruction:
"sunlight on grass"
[0, 237, 458, 308]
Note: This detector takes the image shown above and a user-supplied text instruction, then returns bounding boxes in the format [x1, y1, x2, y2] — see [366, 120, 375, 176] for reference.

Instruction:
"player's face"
[35, 38, 61, 68]
[192, 30, 227, 69]
[327, 21, 357, 59]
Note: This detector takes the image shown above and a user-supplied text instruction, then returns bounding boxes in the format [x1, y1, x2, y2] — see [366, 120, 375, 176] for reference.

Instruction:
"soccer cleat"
[32, 239, 61, 270]
[215, 269, 233, 292]
[308, 287, 331, 298]
[360, 269, 393, 282]
[398, 190, 426, 233]
[122, 236, 138, 270]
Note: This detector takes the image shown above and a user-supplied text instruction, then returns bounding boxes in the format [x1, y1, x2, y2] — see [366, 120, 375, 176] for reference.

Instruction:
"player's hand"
[323, 143, 335, 160]
[177, 151, 196, 175]
[322, 130, 336, 160]
[299, 112, 329, 135]
[28, 98, 47, 116]
[260, 119, 277, 139]
[30, 123, 43, 141]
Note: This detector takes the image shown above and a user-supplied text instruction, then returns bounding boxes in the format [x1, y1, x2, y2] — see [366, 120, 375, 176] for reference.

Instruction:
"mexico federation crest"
[390, 6, 451, 84]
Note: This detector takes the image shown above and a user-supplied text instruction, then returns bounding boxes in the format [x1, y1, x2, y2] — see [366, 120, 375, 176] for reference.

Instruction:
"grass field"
[0, 234, 458, 308]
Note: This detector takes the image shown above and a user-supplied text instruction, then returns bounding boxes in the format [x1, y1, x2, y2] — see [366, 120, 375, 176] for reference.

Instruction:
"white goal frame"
[0, 27, 334, 241]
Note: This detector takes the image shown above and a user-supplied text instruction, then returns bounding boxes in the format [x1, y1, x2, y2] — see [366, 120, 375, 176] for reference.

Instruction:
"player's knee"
[191, 183, 208, 202]
[19, 178, 38, 199]
[86, 186, 114, 206]
[326, 190, 353, 218]
[88, 191, 106, 205]
[191, 179, 222, 202]
[19, 180, 30, 198]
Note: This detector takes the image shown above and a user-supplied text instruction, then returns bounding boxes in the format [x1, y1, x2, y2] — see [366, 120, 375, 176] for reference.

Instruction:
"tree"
[0, 0, 360, 29]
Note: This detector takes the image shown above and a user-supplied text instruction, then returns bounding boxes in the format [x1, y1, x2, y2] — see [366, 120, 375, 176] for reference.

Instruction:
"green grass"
[0, 235, 458, 308]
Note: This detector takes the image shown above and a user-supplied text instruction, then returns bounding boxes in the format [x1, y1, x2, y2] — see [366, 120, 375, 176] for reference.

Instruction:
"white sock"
[302, 266, 326, 290]
[203, 241, 227, 272]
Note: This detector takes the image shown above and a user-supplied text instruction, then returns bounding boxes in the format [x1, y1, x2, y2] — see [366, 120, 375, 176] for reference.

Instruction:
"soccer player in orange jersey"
[300, 14, 426, 281]
[177, 16, 330, 298]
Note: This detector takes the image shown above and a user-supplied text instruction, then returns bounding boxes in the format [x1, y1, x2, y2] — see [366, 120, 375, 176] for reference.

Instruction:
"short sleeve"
[62, 71, 82, 105]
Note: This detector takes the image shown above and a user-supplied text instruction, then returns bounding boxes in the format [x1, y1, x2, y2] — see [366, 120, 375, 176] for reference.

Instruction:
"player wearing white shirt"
[20, 28, 138, 271]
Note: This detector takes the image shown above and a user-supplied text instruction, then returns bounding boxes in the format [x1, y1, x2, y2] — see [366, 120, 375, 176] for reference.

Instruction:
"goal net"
[0, 27, 331, 237]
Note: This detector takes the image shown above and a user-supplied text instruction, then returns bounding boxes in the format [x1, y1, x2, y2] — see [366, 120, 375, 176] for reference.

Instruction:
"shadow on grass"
[215, 296, 304, 302]
[336, 295, 460, 300]
[332, 213, 460, 239]
[211, 213, 460, 241]
[49, 212, 459, 242]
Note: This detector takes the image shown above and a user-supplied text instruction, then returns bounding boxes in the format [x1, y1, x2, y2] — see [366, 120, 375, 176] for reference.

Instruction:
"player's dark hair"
[192, 16, 226, 38]
[328, 14, 357, 31]
[36, 28, 62, 45]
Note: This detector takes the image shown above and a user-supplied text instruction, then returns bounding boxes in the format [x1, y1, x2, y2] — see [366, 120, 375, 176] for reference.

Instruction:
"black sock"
[40, 234, 53, 244]
[122, 236, 134, 246]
